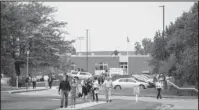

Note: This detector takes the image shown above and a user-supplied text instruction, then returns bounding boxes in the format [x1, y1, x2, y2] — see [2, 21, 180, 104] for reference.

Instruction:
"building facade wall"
[128, 56, 152, 75]
[71, 56, 120, 74]
[71, 55, 152, 75]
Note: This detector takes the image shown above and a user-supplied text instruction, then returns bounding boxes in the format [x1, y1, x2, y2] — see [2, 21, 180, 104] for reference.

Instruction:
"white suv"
[69, 71, 92, 80]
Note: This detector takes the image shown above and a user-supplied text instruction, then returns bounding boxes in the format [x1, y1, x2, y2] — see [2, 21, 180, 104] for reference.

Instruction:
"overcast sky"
[44, 2, 194, 52]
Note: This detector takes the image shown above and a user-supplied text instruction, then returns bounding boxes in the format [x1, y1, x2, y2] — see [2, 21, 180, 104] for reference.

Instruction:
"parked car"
[69, 71, 92, 80]
[112, 78, 149, 90]
[36, 75, 42, 81]
[132, 74, 153, 83]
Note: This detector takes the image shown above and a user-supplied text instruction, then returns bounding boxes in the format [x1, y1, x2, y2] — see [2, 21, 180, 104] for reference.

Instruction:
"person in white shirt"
[44, 75, 49, 89]
[103, 77, 113, 103]
[156, 80, 163, 99]
[93, 77, 99, 102]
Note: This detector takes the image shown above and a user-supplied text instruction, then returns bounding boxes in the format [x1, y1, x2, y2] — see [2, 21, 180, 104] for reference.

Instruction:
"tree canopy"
[1, 2, 76, 76]
[135, 3, 198, 87]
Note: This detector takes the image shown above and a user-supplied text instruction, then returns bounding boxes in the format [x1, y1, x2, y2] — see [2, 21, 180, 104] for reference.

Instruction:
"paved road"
[1, 90, 87, 110]
[2, 88, 198, 110]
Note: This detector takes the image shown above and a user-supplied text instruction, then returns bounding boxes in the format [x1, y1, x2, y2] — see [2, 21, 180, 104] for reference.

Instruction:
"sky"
[44, 2, 194, 52]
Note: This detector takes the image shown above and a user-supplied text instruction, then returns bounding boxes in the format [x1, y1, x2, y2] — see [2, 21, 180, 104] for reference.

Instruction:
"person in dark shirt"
[58, 74, 71, 108]
[86, 78, 94, 102]
[48, 75, 53, 89]
[25, 76, 29, 90]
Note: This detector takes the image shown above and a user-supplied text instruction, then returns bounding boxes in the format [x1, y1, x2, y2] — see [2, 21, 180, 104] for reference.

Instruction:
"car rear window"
[119, 79, 127, 82]
[72, 72, 78, 74]
[80, 72, 86, 75]
[127, 79, 136, 82]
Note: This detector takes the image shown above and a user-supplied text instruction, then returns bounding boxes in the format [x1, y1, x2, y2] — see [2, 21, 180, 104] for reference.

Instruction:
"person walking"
[25, 76, 29, 90]
[71, 78, 78, 108]
[103, 77, 113, 103]
[156, 80, 163, 99]
[91, 79, 96, 102]
[86, 78, 93, 102]
[81, 79, 87, 100]
[58, 75, 71, 108]
[32, 76, 37, 89]
[93, 77, 99, 102]
[48, 75, 53, 89]
[163, 75, 168, 90]
[44, 75, 49, 89]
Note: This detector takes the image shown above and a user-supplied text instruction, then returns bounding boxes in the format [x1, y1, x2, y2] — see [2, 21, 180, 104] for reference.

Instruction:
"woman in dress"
[71, 78, 78, 108]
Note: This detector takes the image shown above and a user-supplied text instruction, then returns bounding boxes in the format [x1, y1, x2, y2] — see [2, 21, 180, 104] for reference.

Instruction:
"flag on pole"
[127, 37, 130, 43]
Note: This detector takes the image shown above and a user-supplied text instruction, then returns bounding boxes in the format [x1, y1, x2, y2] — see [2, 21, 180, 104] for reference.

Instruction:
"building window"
[120, 62, 128, 74]
[95, 62, 108, 71]
[120, 62, 128, 69]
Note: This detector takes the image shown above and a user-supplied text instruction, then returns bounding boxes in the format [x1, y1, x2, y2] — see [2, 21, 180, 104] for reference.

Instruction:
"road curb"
[8, 88, 48, 94]
[137, 95, 198, 99]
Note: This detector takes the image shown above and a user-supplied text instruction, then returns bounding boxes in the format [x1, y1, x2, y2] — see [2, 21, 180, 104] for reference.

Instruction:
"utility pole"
[86, 29, 89, 72]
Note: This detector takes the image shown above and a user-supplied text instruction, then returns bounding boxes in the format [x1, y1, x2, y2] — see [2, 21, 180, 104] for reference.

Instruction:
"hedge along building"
[70, 51, 152, 76]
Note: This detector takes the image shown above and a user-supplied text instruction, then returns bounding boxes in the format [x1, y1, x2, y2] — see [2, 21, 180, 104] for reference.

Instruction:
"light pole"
[77, 37, 85, 53]
[86, 29, 89, 72]
[159, 5, 165, 40]
[159, 5, 165, 60]
[159, 5, 165, 75]
[26, 50, 30, 77]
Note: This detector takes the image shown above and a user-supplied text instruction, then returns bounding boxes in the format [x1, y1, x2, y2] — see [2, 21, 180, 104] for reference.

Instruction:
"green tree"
[134, 42, 144, 55]
[149, 3, 198, 87]
[112, 50, 119, 56]
[142, 38, 153, 55]
[1, 2, 75, 77]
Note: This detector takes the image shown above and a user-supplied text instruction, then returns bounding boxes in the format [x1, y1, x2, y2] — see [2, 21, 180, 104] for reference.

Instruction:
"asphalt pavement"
[1, 86, 198, 110]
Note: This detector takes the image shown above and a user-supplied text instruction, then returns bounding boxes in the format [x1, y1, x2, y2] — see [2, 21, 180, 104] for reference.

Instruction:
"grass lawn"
[83, 99, 161, 109]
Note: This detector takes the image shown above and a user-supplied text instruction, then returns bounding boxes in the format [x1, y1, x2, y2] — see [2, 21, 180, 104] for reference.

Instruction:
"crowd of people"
[24, 74, 54, 90]
[58, 74, 113, 108]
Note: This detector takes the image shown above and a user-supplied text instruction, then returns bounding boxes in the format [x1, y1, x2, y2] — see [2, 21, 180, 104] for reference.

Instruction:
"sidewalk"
[98, 95, 198, 109]
[54, 101, 106, 110]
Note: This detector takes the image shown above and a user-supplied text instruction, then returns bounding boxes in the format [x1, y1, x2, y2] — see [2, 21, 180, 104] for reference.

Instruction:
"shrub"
[18, 76, 27, 87]
[9, 76, 16, 87]
[40, 77, 44, 81]
[55, 74, 63, 81]
[9, 76, 28, 87]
